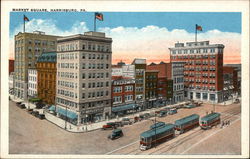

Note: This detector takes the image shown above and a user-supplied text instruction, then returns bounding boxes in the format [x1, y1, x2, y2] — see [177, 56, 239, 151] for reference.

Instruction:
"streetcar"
[150, 122, 165, 129]
[140, 123, 175, 150]
[174, 114, 200, 134]
[200, 112, 221, 129]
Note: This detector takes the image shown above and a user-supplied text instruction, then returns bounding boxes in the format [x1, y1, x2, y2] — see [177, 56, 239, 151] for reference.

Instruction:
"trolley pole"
[154, 111, 156, 148]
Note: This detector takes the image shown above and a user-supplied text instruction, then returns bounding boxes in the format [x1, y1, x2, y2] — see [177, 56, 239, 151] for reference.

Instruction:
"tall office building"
[14, 31, 59, 100]
[169, 41, 224, 103]
[171, 61, 185, 103]
[132, 58, 146, 110]
[55, 31, 112, 125]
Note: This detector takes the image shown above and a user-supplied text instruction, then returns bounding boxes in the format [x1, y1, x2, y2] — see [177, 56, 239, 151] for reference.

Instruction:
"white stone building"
[55, 31, 112, 125]
[9, 72, 14, 94]
[171, 61, 185, 103]
[28, 68, 38, 98]
[112, 64, 135, 78]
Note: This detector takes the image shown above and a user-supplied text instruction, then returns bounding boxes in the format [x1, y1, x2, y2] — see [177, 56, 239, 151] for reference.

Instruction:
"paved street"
[9, 100, 241, 155]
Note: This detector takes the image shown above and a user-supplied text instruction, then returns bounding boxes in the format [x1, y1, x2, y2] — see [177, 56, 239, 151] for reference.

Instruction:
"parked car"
[38, 114, 45, 120]
[159, 110, 168, 117]
[184, 104, 196, 109]
[143, 113, 151, 119]
[168, 108, 177, 115]
[27, 108, 33, 114]
[134, 116, 139, 122]
[20, 104, 26, 109]
[16, 102, 22, 105]
[121, 117, 133, 125]
[107, 129, 123, 140]
[32, 111, 39, 117]
[102, 122, 117, 130]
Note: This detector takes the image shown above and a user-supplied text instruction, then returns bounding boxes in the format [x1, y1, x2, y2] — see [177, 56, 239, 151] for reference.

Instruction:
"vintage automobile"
[38, 114, 45, 120]
[121, 117, 133, 125]
[168, 108, 177, 115]
[102, 122, 117, 130]
[20, 104, 26, 109]
[108, 129, 124, 140]
[27, 108, 33, 114]
[158, 110, 168, 117]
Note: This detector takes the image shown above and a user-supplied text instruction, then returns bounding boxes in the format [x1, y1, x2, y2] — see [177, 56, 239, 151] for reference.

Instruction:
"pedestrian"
[228, 120, 230, 125]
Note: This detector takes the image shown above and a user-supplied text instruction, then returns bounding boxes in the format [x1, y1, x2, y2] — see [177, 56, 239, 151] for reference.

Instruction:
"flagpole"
[195, 24, 197, 43]
[94, 13, 96, 32]
[23, 15, 25, 33]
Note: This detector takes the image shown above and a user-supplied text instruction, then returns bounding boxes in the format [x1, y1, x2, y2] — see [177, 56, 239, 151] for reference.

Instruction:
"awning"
[56, 107, 78, 119]
[48, 105, 56, 111]
[112, 104, 137, 112]
[29, 98, 41, 102]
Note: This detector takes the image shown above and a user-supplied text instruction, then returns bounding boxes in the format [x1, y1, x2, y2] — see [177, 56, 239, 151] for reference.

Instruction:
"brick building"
[145, 70, 158, 108]
[111, 76, 136, 116]
[9, 59, 14, 75]
[36, 52, 57, 105]
[147, 62, 173, 105]
[169, 41, 224, 103]
[223, 66, 238, 100]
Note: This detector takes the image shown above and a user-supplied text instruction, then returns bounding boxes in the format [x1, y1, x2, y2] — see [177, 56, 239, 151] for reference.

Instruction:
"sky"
[9, 12, 241, 64]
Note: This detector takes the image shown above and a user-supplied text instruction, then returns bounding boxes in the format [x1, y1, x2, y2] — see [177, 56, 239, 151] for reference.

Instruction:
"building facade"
[111, 64, 135, 78]
[132, 59, 146, 110]
[56, 31, 112, 125]
[9, 72, 14, 94]
[13, 31, 58, 100]
[145, 70, 158, 108]
[147, 62, 173, 105]
[223, 66, 238, 100]
[28, 68, 38, 98]
[9, 59, 14, 75]
[169, 41, 224, 103]
[111, 76, 136, 116]
[36, 52, 57, 104]
[172, 61, 185, 103]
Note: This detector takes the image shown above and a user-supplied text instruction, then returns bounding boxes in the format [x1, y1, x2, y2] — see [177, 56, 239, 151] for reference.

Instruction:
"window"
[82, 73, 85, 79]
[82, 93, 85, 99]
[82, 44, 85, 50]
[106, 81, 109, 87]
[82, 83, 85, 88]
[82, 53, 85, 59]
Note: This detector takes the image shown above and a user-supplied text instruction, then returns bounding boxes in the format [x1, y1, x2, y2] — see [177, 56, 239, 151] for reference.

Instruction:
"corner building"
[56, 32, 112, 125]
[169, 41, 224, 103]
[14, 31, 58, 100]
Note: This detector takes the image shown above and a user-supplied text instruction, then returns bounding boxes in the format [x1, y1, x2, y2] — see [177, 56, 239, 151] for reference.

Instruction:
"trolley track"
[106, 106, 241, 155]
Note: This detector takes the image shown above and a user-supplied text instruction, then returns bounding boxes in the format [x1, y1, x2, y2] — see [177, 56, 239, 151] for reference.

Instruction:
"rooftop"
[37, 52, 57, 63]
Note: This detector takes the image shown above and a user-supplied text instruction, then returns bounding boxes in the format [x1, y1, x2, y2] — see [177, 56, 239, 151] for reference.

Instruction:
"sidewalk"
[44, 102, 188, 133]
[10, 95, 23, 103]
